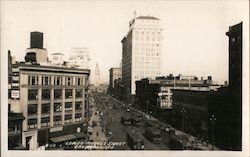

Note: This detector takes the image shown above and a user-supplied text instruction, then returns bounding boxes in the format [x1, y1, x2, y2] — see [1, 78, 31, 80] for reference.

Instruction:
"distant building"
[94, 62, 100, 86]
[50, 53, 64, 65]
[113, 78, 125, 100]
[68, 47, 90, 69]
[109, 67, 122, 93]
[135, 75, 217, 122]
[89, 83, 108, 93]
[121, 14, 163, 101]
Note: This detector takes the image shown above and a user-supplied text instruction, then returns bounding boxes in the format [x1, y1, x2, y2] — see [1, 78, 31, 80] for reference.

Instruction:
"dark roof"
[51, 53, 63, 55]
[136, 16, 160, 20]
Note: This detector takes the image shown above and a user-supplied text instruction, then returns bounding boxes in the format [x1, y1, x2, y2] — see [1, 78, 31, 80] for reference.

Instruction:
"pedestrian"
[97, 131, 99, 137]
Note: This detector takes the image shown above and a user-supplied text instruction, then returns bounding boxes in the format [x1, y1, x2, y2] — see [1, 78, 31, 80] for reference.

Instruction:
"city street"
[91, 93, 170, 150]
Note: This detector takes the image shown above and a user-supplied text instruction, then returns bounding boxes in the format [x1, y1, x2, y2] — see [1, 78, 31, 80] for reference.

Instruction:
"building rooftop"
[51, 53, 64, 55]
[136, 16, 160, 20]
[13, 62, 90, 75]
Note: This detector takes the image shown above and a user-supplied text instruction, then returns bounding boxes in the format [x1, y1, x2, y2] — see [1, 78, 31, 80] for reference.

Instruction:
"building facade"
[225, 22, 242, 150]
[109, 67, 122, 93]
[121, 15, 163, 101]
[135, 75, 217, 123]
[9, 63, 90, 150]
[68, 47, 90, 69]
[9, 31, 91, 150]
[50, 53, 64, 65]
[8, 112, 25, 150]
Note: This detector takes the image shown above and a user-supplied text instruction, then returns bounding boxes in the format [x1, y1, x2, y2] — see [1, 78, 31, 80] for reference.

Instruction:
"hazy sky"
[1, 0, 248, 84]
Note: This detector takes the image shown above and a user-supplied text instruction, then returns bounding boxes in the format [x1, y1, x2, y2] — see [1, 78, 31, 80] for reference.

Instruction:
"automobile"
[106, 131, 113, 141]
[88, 127, 93, 135]
[92, 121, 97, 127]
[126, 108, 131, 112]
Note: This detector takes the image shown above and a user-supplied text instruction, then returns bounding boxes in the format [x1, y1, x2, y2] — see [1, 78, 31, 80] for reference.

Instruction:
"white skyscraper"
[68, 47, 90, 69]
[94, 62, 100, 86]
[122, 14, 163, 99]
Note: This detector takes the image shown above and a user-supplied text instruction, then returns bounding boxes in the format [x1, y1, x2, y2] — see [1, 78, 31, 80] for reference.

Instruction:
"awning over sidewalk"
[50, 132, 87, 143]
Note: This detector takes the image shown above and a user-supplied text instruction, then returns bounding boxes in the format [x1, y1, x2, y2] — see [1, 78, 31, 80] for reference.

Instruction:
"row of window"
[28, 76, 85, 86]
[28, 89, 83, 100]
[28, 102, 82, 115]
[134, 31, 161, 41]
[28, 113, 82, 129]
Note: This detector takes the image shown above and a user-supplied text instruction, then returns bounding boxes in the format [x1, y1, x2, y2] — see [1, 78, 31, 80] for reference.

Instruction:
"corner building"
[121, 15, 163, 101]
[10, 63, 90, 150]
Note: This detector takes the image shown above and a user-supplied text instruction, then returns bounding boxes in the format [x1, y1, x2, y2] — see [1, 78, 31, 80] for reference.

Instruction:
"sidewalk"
[174, 129, 219, 150]
[89, 105, 107, 142]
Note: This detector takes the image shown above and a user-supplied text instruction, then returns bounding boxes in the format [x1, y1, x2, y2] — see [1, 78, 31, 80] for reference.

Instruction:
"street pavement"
[91, 93, 170, 150]
[89, 101, 107, 142]
[90, 93, 220, 150]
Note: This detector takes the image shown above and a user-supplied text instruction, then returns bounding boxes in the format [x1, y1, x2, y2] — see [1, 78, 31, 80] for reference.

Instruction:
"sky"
[1, 0, 249, 84]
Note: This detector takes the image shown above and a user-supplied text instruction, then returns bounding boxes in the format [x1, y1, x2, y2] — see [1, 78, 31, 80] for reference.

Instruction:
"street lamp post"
[181, 108, 186, 134]
[210, 114, 216, 150]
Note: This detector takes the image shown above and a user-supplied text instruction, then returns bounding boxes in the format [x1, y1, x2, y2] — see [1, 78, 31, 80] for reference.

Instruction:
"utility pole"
[210, 114, 216, 150]
[181, 107, 186, 134]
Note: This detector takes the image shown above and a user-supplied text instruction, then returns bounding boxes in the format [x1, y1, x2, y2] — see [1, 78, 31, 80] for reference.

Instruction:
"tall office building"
[226, 22, 242, 150]
[121, 14, 163, 100]
[94, 62, 100, 86]
[9, 32, 90, 150]
[68, 47, 90, 69]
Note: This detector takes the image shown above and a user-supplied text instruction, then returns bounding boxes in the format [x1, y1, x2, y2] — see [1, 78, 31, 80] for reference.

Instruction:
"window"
[28, 119, 37, 129]
[54, 77, 62, 86]
[65, 115, 72, 124]
[76, 89, 82, 98]
[53, 56, 58, 60]
[54, 89, 62, 99]
[41, 103, 50, 114]
[157, 32, 161, 41]
[30, 76, 38, 85]
[54, 103, 62, 112]
[77, 78, 83, 86]
[28, 90, 38, 100]
[141, 31, 145, 41]
[75, 113, 82, 122]
[42, 89, 50, 99]
[28, 104, 37, 115]
[152, 32, 155, 41]
[65, 102, 72, 111]
[75, 102, 82, 110]
[65, 77, 73, 85]
[146, 32, 150, 41]
[42, 76, 50, 85]
[65, 89, 73, 98]
[41, 117, 50, 127]
[53, 116, 62, 126]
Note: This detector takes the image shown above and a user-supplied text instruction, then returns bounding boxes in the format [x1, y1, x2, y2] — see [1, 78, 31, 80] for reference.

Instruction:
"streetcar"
[127, 130, 144, 150]
[144, 127, 161, 144]
[169, 134, 193, 150]
[121, 115, 131, 126]
[131, 116, 140, 127]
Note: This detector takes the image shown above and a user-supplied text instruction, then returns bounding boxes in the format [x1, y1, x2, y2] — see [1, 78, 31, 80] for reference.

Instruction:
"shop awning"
[50, 133, 87, 143]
